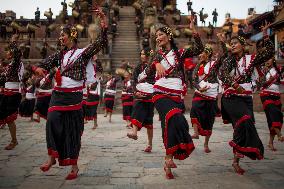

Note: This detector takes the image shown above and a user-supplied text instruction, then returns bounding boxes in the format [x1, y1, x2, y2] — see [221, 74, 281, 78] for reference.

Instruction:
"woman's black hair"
[141, 47, 151, 57]
[272, 58, 282, 80]
[156, 26, 186, 82]
[62, 25, 78, 44]
[231, 35, 246, 46]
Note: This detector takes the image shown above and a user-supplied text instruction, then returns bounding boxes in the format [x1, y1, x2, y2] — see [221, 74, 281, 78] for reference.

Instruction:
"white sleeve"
[137, 69, 147, 83]
[86, 60, 96, 85]
[251, 68, 259, 92]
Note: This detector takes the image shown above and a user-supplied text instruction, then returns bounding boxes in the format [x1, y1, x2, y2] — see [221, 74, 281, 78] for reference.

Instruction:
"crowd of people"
[0, 0, 283, 182]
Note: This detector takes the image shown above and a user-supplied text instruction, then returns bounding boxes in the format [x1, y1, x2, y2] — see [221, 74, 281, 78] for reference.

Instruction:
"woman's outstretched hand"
[155, 63, 166, 78]
[91, 6, 107, 28]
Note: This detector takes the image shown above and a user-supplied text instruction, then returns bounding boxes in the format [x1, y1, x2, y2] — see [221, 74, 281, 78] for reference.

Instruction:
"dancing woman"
[19, 79, 36, 120]
[0, 34, 24, 150]
[259, 57, 283, 151]
[33, 69, 56, 122]
[121, 75, 134, 127]
[190, 45, 220, 153]
[85, 58, 103, 129]
[34, 9, 107, 180]
[145, 17, 203, 179]
[219, 27, 274, 174]
[127, 48, 155, 153]
[103, 74, 119, 122]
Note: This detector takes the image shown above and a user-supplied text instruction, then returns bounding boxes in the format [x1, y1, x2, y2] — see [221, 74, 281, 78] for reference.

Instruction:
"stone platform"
[0, 113, 284, 189]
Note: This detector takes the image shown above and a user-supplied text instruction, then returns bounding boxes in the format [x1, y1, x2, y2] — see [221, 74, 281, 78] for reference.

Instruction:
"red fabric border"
[234, 115, 251, 130]
[36, 92, 52, 98]
[104, 98, 114, 101]
[105, 107, 113, 113]
[164, 108, 182, 148]
[85, 115, 97, 121]
[34, 111, 47, 120]
[58, 158, 78, 166]
[272, 122, 283, 128]
[153, 85, 184, 95]
[123, 116, 132, 121]
[191, 118, 212, 136]
[85, 101, 99, 106]
[0, 112, 18, 126]
[48, 148, 78, 166]
[54, 86, 83, 93]
[229, 141, 263, 160]
[262, 99, 281, 110]
[260, 91, 280, 97]
[166, 143, 195, 160]
[131, 119, 143, 130]
[152, 94, 181, 104]
[48, 103, 82, 113]
[48, 148, 59, 158]
[122, 102, 133, 106]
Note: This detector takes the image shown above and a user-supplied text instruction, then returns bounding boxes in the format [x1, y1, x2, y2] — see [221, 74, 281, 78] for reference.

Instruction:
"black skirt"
[261, 95, 283, 135]
[19, 98, 36, 117]
[0, 93, 21, 126]
[84, 94, 100, 120]
[34, 95, 51, 119]
[153, 93, 195, 160]
[222, 95, 264, 160]
[122, 94, 133, 121]
[104, 94, 115, 113]
[131, 98, 154, 130]
[221, 95, 232, 124]
[190, 94, 218, 136]
[46, 90, 84, 166]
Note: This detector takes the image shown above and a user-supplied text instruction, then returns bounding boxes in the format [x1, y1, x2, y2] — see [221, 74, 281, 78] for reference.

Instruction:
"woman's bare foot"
[278, 135, 284, 142]
[4, 140, 18, 150]
[164, 166, 174, 179]
[40, 158, 56, 172]
[191, 134, 199, 139]
[165, 158, 177, 168]
[144, 145, 152, 153]
[127, 133, 138, 140]
[191, 124, 199, 139]
[232, 162, 245, 175]
[267, 143, 277, 151]
[204, 145, 211, 153]
[66, 166, 79, 180]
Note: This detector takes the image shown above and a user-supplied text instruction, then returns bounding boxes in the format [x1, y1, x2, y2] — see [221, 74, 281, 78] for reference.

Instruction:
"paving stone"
[110, 178, 136, 185]
[0, 177, 24, 188]
[0, 112, 283, 189]
[111, 172, 140, 178]
[17, 178, 63, 189]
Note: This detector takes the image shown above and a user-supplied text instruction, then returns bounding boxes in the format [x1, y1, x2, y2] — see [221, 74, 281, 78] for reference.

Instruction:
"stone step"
[112, 49, 139, 53]
[116, 30, 136, 33]
[113, 38, 138, 41]
[117, 25, 136, 27]
[113, 40, 139, 43]
[112, 52, 139, 55]
[112, 47, 140, 51]
[111, 57, 140, 62]
[111, 54, 139, 58]
[116, 29, 136, 32]
[112, 46, 140, 50]
[117, 22, 136, 25]
[117, 20, 136, 23]
[116, 32, 136, 35]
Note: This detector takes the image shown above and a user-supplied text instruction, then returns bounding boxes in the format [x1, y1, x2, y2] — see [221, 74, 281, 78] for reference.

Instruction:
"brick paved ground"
[0, 113, 284, 189]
